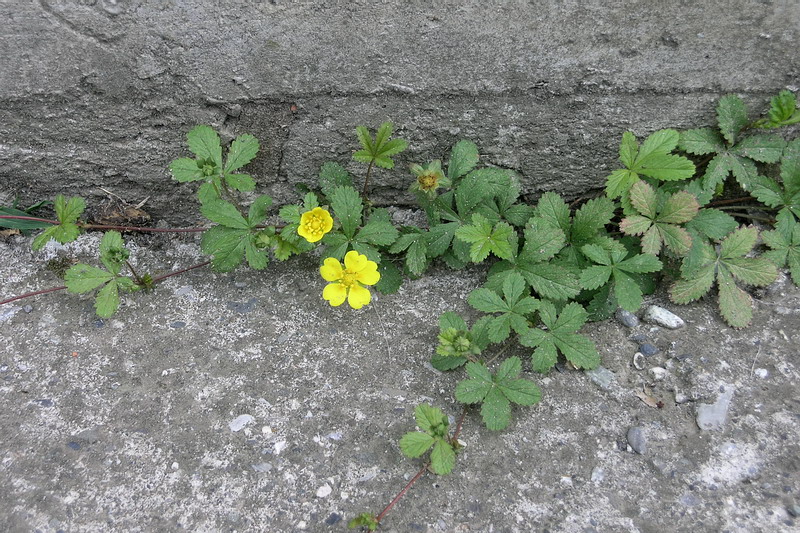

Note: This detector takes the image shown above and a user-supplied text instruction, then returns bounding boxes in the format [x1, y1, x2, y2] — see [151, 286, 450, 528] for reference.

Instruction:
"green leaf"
[375, 261, 402, 294]
[679, 128, 724, 155]
[356, 219, 398, 247]
[659, 191, 700, 224]
[572, 197, 616, 244]
[223, 173, 256, 192]
[720, 226, 757, 259]
[685, 208, 737, 240]
[455, 214, 514, 262]
[169, 157, 205, 182]
[717, 95, 748, 145]
[201, 200, 249, 229]
[521, 219, 566, 263]
[353, 122, 407, 170]
[717, 266, 753, 328]
[629, 179, 658, 219]
[618, 131, 638, 168]
[93, 279, 121, 318]
[468, 288, 509, 313]
[670, 263, 715, 303]
[430, 439, 456, 475]
[635, 153, 696, 181]
[724, 256, 777, 286]
[555, 331, 601, 369]
[530, 339, 558, 373]
[635, 129, 680, 163]
[550, 301, 588, 334]
[99, 231, 129, 275]
[499, 378, 541, 406]
[247, 195, 273, 226]
[348, 513, 379, 532]
[187, 125, 222, 167]
[414, 404, 447, 435]
[732, 135, 786, 163]
[770, 90, 797, 123]
[426, 222, 459, 257]
[200, 225, 249, 272]
[580, 265, 612, 291]
[605, 169, 638, 199]
[65, 264, 114, 293]
[224, 133, 259, 173]
[329, 186, 363, 239]
[480, 387, 512, 431]
[399, 432, 435, 458]
[455, 376, 492, 404]
[319, 162, 353, 196]
[244, 240, 269, 270]
[439, 311, 468, 332]
[534, 192, 570, 232]
[447, 140, 480, 181]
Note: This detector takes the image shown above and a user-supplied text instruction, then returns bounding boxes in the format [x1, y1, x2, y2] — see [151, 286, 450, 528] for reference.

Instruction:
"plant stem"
[0, 261, 211, 307]
[81, 224, 207, 233]
[0, 215, 58, 225]
[375, 405, 470, 527]
[362, 160, 375, 201]
[0, 285, 67, 306]
[125, 260, 145, 286]
[375, 462, 430, 525]
[150, 260, 211, 283]
[723, 212, 775, 223]
[708, 196, 755, 207]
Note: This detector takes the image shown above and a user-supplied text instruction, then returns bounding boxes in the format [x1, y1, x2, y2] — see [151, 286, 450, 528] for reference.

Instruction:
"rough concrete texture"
[2, 229, 800, 532]
[2, 1, 799, 222]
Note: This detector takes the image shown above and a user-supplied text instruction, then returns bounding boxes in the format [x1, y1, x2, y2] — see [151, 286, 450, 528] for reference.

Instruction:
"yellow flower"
[298, 207, 333, 243]
[320, 250, 381, 309]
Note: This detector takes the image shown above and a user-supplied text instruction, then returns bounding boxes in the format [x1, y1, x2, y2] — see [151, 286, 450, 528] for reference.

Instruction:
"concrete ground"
[1, 228, 799, 533]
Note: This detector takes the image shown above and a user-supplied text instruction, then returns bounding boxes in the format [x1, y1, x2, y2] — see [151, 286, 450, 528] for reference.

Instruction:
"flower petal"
[344, 250, 368, 272]
[320, 258, 343, 281]
[347, 284, 371, 309]
[356, 264, 380, 286]
[322, 282, 347, 306]
[319, 209, 334, 233]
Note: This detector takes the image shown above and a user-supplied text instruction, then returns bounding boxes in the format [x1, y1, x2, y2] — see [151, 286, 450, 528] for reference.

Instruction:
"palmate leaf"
[455, 213, 515, 262]
[670, 226, 777, 327]
[716, 95, 749, 145]
[400, 404, 455, 475]
[328, 185, 363, 239]
[605, 129, 695, 199]
[32, 195, 86, 251]
[619, 181, 698, 256]
[318, 162, 353, 196]
[519, 301, 600, 373]
[447, 139, 480, 181]
[755, 90, 800, 129]
[187, 125, 223, 167]
[579, 244, 662, 312]
[455, 358, 541, 431]
[353, 122, 408, 169]
[224, 134, 259, 173]
[762, 211, 800, 285]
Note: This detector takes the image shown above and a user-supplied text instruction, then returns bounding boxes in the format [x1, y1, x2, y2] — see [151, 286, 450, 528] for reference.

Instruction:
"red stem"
[0, 261, 211, 307]
[0, 285, 67, 306]
[376, 462, 430, 524]
[81, 224, 207, 233]
[0, 215, 58, 224]
[453, 406, 468, 441]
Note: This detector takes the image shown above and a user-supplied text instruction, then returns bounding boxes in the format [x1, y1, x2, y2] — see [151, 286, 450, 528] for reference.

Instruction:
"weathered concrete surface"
[2, 232, 800, 532]
[2, 1, 798, 222]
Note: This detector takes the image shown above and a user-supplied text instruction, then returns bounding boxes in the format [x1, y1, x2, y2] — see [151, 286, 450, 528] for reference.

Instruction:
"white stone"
[650, 367, 667, 381]
[754, 368, 768, 379]
[228, 414, 254, 432]
[643, 305, 685, 329]
[316, 484, 332, 498]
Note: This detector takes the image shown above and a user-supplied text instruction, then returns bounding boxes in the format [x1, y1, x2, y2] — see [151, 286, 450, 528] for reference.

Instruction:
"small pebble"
[590, 466, 605, 483]
[627, 426, 648, 455]
[23, 305, 33, 313]
[674, 391, 690, 404]
[650, 367, 667, 381]
[629, 333, 647, 343]
[643, 305, 685, 329]
[639, 343, 658, 356]
[316, 484, 332, 498]
[696, 386, 734, 431]
[170, 321, 186, 329]
[788, 504, 800, 518]
[585, 366, 615, 390]
[252, 462, 273, 472]
[754, 368, 768, 379]
[325, 513, 342, 525]
[632, 352, 645, 370]
[615, 308, 639, 328]
[229, 414, 255, 432]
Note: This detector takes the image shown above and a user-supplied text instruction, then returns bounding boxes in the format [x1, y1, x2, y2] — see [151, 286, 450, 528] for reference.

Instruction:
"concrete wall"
[1, 0, 798, 223]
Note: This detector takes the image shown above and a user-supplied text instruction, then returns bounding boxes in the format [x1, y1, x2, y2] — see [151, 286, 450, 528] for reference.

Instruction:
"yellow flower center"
[418, 172, 438, 191]
[341, 270, 359, 288]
